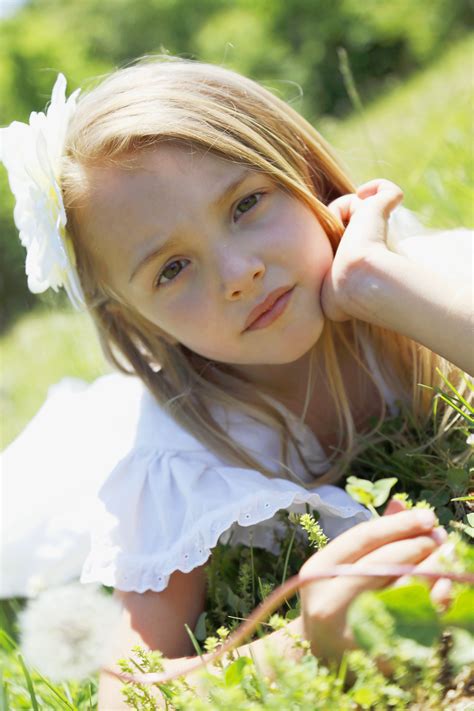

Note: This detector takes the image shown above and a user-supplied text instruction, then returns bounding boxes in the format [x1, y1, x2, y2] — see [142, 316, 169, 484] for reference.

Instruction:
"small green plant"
[345, 475, 398, 515]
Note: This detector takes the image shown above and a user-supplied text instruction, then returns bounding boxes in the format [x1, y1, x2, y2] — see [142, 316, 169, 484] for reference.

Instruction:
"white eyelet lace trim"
[80, 487, 369, 592]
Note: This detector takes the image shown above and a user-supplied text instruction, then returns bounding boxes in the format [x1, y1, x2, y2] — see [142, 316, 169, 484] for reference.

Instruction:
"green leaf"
[442, 588, 474, 632]
[446, 467, 470, 493]
[194, 611, 208, 642]
[224, 656, 253, 686]
[346, 476, 374, 492]
[372, 477, 398, 507]
[377, 583, 441, 647]
[345, 477, 375, 506]
[352, 686, 379, 708]
[466, 512, 474, 527]
[348, 592, 394, 654]
[420, 488, 451, 507]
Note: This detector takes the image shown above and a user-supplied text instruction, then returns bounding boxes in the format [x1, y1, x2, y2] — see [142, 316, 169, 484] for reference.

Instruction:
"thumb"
[384, 498, 407, 516]
[356, 179, 404, 219]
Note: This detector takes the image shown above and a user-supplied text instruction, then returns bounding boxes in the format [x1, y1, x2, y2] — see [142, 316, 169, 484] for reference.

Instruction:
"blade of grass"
[17, 653, 39, 711]
[250, 544, 256, 609]
[0, 668, 10, 711]
[0, 630, 16, 653]
[337, 46, 379, 171]
[0, 678, 10, 711]
[35, 672, 74, 710]
[281, 527, 297, 587]
[435, 369, 474, 413]
[436, 394, 474, 424]
[184, 623, 204, 658]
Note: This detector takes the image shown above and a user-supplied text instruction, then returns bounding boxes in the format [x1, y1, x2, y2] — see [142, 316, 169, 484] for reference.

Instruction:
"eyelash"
[233, 191, 264, 220]
[154, 191, 265, 288]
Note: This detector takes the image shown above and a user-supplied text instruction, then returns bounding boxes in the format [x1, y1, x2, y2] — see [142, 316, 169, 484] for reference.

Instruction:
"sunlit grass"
[0, 307, 109, 449]
[319, 34, 473, 228]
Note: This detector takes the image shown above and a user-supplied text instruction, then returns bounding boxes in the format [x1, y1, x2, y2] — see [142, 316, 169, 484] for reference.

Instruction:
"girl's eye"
[234, 192, 263, 220]
[155, 259, 189, 287]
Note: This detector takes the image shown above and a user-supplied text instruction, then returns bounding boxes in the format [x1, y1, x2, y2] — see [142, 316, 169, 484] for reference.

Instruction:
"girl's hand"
[321, 179, 404, 322]
[299, 507, 447, 663]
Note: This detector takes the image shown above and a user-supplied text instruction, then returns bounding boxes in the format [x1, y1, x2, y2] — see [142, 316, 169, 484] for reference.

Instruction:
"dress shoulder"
[80, 444, 369, 592]
[0, 371, 204, 598]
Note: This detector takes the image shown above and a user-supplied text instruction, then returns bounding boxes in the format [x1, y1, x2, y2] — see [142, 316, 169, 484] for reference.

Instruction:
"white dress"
[1, 208, 472, 598]
[1, 371, 372, 598]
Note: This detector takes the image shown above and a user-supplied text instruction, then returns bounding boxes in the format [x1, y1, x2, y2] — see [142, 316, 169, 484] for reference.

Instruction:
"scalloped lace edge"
[80, 489, 369, 592]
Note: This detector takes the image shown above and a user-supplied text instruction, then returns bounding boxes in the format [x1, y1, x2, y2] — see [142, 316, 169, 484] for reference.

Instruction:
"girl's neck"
[232, 343, 325, 419]
[232, 326, 382, 450]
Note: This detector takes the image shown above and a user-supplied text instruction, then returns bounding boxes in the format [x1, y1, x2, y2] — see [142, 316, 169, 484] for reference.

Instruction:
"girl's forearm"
[349, 252, 473, 375]
[166, 617, 305, 684]
[100, 618, 305, 708]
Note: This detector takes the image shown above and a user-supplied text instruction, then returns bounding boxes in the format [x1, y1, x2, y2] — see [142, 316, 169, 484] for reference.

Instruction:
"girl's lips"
[244, 287, 294, 331]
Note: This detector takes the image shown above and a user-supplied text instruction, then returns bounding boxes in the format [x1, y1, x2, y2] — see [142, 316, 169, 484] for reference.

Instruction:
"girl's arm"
[99, 509, 445, 708]
[98, 565, 208, 709]
[322, 180, 473, 375]
[98, 563, 305, 709]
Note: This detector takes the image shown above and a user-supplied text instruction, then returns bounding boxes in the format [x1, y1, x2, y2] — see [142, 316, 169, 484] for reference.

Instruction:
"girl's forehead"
[74, 144, 263, 276]
[85, 144, 255, 209]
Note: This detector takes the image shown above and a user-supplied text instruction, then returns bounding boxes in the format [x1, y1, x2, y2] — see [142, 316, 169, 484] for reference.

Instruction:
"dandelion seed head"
[19, 582, 122, 681]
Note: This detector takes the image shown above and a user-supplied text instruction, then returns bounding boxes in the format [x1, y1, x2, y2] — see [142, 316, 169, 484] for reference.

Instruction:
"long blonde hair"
[60, 57, 465, 486]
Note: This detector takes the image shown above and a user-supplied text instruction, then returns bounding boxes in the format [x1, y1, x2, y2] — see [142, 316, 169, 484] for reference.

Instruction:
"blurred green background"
[0, 0, 473, 448]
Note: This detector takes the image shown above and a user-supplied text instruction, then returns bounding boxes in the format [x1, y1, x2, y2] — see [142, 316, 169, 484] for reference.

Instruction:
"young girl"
[1, 58, 472, 706]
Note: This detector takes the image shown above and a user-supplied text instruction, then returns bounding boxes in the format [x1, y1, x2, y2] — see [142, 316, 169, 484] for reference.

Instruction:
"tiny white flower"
[0, 74, 85, 309]
[19, 582, 122, 681]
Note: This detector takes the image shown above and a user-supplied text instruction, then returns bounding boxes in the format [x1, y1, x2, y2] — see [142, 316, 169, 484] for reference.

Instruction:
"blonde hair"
[60, 57, 466, 486]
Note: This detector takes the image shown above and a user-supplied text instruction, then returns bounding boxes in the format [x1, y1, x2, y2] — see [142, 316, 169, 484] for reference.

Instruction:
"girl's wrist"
[334, 249, 404, 325]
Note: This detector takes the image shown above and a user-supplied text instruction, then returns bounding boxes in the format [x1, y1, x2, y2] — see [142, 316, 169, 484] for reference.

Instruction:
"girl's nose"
[219, 252, 266, 301]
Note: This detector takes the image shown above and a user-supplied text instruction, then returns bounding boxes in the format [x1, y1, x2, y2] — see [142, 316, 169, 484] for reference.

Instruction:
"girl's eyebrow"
[128, 168, 252, 284]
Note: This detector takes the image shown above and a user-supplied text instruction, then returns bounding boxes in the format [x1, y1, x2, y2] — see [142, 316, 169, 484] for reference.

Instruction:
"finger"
[383, 498, 407, 516]
[300, 509, 437, 574]
[327, 194, 363, 225]
[356, 179, 403, 200]
[392, 533, 451, 590]
[302, 533, 440, 619]
[366, 187, 404, 220]
[430, 578, 452, 609]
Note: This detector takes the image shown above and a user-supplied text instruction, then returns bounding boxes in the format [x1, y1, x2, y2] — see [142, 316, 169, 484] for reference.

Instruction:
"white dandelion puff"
[19, 582, 122, 681]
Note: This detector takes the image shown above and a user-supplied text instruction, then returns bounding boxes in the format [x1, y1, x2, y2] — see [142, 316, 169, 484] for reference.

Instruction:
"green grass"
[1, 307, 109, 450]
[319, 34, 473, 229]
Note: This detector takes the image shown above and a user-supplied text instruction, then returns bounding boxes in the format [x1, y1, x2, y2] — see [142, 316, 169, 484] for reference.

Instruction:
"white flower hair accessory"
[0, 74, 86, 310]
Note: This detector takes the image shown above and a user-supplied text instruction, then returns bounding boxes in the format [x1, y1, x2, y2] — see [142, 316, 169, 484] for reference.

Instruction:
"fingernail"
[430, 527, 448, 545]
[431, 578, 452, 608]
[415, 509, 436, 528]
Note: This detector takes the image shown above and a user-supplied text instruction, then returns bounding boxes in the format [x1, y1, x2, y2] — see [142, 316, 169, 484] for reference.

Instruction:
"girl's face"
[78, 144, 334, 367]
